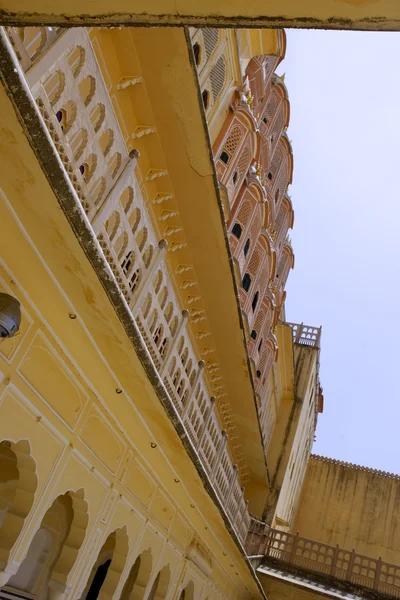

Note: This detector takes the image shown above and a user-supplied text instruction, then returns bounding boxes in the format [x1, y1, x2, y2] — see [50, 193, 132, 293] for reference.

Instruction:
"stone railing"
[263, 528, 400, 599]
[5, 26, 253, 546]
[287, 322, 321, 349]
[245, 517, 270, 557]
[6, 26, 63, 71]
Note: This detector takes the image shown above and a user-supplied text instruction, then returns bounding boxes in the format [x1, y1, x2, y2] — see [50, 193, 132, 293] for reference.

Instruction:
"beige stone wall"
[293, 456, 400, 565]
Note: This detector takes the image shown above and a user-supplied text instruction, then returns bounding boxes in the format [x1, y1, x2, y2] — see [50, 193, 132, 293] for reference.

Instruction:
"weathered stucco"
[2, 0, 400, 31]
[294, 456, 400, 565]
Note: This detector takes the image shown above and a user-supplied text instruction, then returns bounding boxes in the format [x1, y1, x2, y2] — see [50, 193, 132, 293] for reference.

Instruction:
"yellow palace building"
[0, 23, 398, 600]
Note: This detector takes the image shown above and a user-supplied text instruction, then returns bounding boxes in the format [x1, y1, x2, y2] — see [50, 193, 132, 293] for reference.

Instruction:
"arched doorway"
[0, 440, 37, 580]
[179, 580, 194, 600]
[120, 549, 152, 600]
[147, 564, 170, 600]
[81, 528, 128, 600]
[5, 489, 87, 596]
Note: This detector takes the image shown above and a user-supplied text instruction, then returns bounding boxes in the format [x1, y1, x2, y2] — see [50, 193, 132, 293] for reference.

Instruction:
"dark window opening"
[220, 150, 230, 164]
[256, 370, 261, 378]
[233, 171, 238, 185]
[79, 164, 85, 175]
[251, 330, 257, 340]
[275, 188, 280, 203]
[86, 559, 112, 600]
[263, 117, 268, 124]
[267, 172, 273, 181]
[202, 89, 209, 109]
[252, 291, 259, 312]
[232, 223, 242, 239]
[121, 251, 132, 274]
[56, 110, 65, 130]
[258, 339, 263, 353]
[244, 238, 250, 257]
[193, 42, 201, 66]
[242, 273, 251, 292]
[271, 135, 274, 143]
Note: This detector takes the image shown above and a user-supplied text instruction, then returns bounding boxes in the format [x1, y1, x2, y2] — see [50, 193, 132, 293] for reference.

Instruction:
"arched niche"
[81, 527, 129, 600]
[0, 440, 37, 570]
[147, 564, 170, 600]
[6, 489, 88, 598]
[120, 549, 152, 600]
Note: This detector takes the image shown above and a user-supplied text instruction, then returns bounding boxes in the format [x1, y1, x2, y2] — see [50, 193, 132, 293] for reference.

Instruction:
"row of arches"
[31, 30, 126, 214]
[212, 56, 295, 405]
[0, 440, 197, 600]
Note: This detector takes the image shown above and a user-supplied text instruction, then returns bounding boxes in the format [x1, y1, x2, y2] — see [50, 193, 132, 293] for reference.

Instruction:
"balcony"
[258, 528, 400, 599]
[3, 26, 253, 545]
[287, 322, 322, 349]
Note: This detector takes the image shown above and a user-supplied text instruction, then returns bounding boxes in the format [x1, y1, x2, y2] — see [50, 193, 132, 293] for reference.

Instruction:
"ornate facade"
[0, 22, 398, 600]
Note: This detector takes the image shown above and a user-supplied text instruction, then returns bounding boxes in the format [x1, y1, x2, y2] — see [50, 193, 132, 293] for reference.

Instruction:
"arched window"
[44, 70, 65, 106]
[220, 150, 229, 164]
[99, 128, 114, 157]
[105, 211, 120, 241]
[90, 103, 106, 133]
[233, 171, 238, 185]
[121, 250, 134, 275]
[56, 100, 77, 134]
[108, 152, 122, 179]
[244, 238, 250, 257]
[130, 208, 141, 235]
[202, 89, 209, 110]
[193, 43, 201, 66]
[143, 244, 153, 269]
[251, 329, 257, 340]
[252, 291, 259, 312]
[242, 273, 251, 292]
[70, 128, 88, 161]
[129, 269, 141, 292]
[136, 227, 148, 252]
[79, 153, 97, 183]
[256, 369, 261, 378]
[79, 75, 96, 107]
[231, 223, 242, 239]
[68, 45, 86, 78]
[120, 187, 134, 214]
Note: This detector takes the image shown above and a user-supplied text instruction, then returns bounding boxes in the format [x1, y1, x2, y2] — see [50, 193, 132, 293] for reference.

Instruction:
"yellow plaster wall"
[293, 457, 400, 565]
[0, 79, 263, 599]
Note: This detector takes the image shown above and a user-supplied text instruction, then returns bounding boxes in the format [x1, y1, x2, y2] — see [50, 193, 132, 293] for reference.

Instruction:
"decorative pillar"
[160, 310, 189, 378]
[131, 239, 167, 313]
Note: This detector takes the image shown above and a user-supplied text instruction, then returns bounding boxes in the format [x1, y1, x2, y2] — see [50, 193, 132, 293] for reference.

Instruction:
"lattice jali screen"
[210, 55, 226, 100]
[202, 28, 219, 58]
[222, 125, 243, 160]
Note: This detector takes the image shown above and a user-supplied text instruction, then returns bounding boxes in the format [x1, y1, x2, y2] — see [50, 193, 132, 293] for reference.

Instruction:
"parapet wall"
[293, 455, 400, 565]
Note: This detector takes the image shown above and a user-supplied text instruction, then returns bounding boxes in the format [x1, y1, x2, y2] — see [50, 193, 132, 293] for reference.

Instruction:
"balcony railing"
[6, 27, 254, 545]
[262, 528, 400, 599]
[287, 322, 321, 349]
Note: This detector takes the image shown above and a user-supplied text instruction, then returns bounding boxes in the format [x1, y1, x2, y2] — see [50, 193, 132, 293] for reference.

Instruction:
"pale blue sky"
[278, 30, 400, 474]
